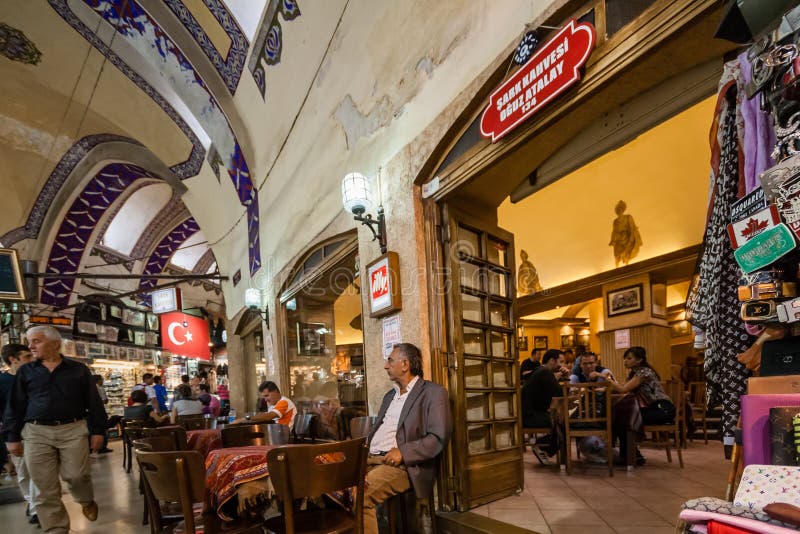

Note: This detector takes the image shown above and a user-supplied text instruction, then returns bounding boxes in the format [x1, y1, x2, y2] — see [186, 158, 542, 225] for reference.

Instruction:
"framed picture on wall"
[607, 284, 644, 317]
[533, 336, 548, 350]
[561, 334, 575, 349]
[517, 335, 528, 351]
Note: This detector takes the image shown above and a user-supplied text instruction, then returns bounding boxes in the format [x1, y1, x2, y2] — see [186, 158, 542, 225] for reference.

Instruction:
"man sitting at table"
[234, 381, 297, 430]
[569, 352, 613, 384]
[365, 343, 451, 534]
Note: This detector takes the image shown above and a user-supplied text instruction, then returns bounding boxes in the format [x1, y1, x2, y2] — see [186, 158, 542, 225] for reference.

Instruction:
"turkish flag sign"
[480, 19, 595, 142]
[160, 312, 210, 360]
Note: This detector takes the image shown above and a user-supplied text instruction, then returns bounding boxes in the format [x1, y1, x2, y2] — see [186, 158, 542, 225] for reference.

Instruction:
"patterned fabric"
[632, 367, 670, 404]
[736, 465, 800, 509]
[186, 429, 222, 458]
[770, 408, 800, 466]
[682, 497, 792, 527]
[685, 78, 752, 444]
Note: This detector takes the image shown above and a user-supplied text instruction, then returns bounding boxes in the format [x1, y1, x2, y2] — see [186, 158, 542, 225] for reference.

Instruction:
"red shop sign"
[480, 20, 596, 142]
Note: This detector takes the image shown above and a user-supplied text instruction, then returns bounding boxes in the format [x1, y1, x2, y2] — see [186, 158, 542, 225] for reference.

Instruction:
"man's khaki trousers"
[363, 458, 411, 534]
[22, 421, 94, 534]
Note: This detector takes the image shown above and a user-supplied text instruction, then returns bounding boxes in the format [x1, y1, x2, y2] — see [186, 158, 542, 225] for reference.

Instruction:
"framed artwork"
[577, 333, 591, 347]
[561, 334, 575, 349]
[0, 248, 27, 301]
[517, 335, 528, 351]
[670, 319, 692, 338]
[607, 283, 644, 317]
[533, 336, 548, 350]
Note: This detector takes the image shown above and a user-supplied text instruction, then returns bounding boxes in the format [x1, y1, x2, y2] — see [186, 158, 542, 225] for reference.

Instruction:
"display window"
[279, 235, 366, 439]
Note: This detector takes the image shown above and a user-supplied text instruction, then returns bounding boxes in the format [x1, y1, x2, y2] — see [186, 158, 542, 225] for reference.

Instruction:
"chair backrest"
[132, 436, 180, 452]
[561, 382, 612, 426]
[267, 424, 290, 445]
[293, 412, 318, 442]
[350, 416, 375, 439]
[177, 414, 208, 430]
[267, 438, 368, 533]
[135, 450, 206, 533]
[662, 380, 685, 424]
[142, 426, 188, 451]
[687, 381, 706, 407]
[124, 426, 146, 444]
[220, 423, 272, 447]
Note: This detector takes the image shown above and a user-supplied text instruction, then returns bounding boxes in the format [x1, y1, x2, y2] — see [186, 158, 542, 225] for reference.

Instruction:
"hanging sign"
[151, 287, 182, 314]
[367, 252, 402, 318]
[614, 329, 630, 350]
[727, 204, 781, 249]
[734, 223, 796, 273]
[382, 315, 402, 358]
[480, 19, 596, 142]
[30, 315, 72, 327]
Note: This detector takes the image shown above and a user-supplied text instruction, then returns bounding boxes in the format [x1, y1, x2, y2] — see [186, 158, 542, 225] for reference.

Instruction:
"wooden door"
[441, 204, 523, 511]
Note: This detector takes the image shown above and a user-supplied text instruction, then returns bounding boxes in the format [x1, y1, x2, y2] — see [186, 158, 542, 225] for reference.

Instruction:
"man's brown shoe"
[82, 501, 98, 521]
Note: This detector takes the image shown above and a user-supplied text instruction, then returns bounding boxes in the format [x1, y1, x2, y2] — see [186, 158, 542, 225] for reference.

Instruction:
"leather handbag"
[749, 375, 800, 393]
[769, 406, 800, 465]
[760, 337, 800, 376]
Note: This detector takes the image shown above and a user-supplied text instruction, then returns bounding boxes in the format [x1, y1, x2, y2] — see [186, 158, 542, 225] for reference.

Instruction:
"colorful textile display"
[186, 428, 222, 458]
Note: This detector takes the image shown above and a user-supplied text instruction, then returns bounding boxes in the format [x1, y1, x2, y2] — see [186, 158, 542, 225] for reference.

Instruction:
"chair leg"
[664, 432, 673, 464]
[606, 433, 614, 477]
[675, 431, 684, 468]
[702, 416, 708, 445]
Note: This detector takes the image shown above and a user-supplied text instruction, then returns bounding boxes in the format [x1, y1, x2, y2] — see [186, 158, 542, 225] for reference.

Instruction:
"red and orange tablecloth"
[186, 428, 223, 458]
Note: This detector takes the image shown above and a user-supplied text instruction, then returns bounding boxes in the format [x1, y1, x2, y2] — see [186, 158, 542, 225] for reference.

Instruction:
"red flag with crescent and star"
[160, 312, 210, 360]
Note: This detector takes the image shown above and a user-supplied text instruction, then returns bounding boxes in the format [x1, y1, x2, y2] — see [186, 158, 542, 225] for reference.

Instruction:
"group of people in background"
[520, 345, 676, 466]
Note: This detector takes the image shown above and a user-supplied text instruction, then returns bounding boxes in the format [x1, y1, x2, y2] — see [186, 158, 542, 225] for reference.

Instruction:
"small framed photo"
[670, 319, 692, 338]
[533, 336, 548, 350]
[561, 334, 575, 349]
[0, 248, 27, 301]
[517, 335, 528, 351]
[607, 283, 644, 317]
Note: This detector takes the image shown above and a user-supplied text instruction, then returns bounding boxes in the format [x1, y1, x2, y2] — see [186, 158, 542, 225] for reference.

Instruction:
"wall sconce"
[245, 287, 269, 328]
[341, 172, 387, 254]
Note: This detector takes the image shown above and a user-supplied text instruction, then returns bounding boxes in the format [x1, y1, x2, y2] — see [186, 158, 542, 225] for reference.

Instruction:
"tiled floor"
[472, 440, 730, 533]
[0, 440, 729, 533]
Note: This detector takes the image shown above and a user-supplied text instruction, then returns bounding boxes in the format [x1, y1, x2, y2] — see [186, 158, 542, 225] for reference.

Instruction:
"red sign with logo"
[480, 20, 596, 142]
[367, 252, 402, 318]
[160, 312, 210, 360]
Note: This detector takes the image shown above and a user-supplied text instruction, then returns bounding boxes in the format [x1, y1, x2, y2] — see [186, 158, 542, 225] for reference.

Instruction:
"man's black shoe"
[26, 504, 30, 517]
[29, 513, 39, 525]
[98, 448, 113, 454]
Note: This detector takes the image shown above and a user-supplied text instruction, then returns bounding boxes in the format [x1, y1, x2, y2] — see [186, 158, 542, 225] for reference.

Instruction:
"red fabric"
[186, 429, 222, 458]
[160, 312, 210, 359]
[707, 520, 759, 534]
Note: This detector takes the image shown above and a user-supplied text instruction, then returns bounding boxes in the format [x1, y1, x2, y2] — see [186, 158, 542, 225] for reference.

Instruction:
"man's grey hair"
[26, 325, 62, 342]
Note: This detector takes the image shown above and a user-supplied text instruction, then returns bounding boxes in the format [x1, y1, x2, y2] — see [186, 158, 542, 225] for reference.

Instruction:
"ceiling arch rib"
[138, 217, 201, 297]
[129, 192, 189, 260]
[193, 248, 216, 275]
[56, 0, 260, 273]
[170, 230, 208, 271]
[40, 162, 159, 307]
[102, 182, 174, 255]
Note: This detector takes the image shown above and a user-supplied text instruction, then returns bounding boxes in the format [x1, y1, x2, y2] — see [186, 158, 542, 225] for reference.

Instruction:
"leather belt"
[30, 418, 82, 426]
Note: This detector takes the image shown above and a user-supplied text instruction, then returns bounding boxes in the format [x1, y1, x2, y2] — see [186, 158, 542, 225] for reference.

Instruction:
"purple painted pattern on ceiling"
[138, 217, 201, 296]
[41, 163, 156, 307]
[247, 197, 261, 274]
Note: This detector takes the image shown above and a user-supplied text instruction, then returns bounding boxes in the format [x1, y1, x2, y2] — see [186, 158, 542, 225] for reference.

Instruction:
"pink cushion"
[740, 394, 800, 466]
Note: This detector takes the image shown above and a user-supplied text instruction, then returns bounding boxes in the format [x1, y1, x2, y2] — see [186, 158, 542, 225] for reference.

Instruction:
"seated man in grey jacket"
[365, 343, 452, 534]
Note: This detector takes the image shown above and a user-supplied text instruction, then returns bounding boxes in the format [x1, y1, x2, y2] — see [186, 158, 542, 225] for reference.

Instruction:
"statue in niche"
[517, 250, 542, 295]
[609, 200, 643, 267]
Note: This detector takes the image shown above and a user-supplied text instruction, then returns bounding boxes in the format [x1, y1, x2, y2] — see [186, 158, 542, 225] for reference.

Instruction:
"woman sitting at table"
[124, 389, 170, 426]
[170, 384, 204, 423]
[607, 346, 675, 465]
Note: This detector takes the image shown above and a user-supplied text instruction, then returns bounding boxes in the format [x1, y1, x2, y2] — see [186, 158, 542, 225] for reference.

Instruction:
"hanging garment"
[686, 81, 752, 446]
[738, 52, 777, 192]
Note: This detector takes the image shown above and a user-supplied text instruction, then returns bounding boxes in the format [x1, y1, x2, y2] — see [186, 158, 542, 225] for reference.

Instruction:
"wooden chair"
[641, 381, 685, 468]
[221, 423, 289, 447]
[142, 426, 188, 451]
[292, 413, 317, 443]
[687, 381, 709, 444]
[176, 414, 208, 430]
[266, 437, 368, 534]
[349, 416, 375, 439]
[136, 450, 263, 534]
[560, 382, 614, 476]
[123, 424, 146, 474]
[132, 437, 184, 530]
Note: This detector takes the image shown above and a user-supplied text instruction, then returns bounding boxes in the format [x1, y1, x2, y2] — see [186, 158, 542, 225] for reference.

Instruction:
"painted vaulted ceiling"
[0, 0, 543, 318]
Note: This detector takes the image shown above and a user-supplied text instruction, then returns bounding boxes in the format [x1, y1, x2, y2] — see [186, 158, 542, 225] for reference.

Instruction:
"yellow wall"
[499, 96, 715, 289]
[333, 282, 364, 346]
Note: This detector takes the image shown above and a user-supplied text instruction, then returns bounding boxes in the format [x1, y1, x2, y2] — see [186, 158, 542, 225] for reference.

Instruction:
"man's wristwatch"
[245, 415, 252, 421]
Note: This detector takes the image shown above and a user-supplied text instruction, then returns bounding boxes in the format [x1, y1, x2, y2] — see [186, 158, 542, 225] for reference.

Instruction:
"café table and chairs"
[220, 424, 290, 448]
[560, 382, 614, 476]
[177, 414, 208, 430]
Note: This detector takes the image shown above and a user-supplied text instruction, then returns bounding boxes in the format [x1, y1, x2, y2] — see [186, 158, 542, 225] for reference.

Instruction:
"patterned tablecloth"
[186, 428, 222, 458]
[204, 445, 351, 521]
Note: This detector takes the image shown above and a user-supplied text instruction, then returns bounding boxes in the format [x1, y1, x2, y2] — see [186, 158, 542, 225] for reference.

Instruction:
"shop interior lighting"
[245, 287, 269, 327]
[341, 172, 387, 254]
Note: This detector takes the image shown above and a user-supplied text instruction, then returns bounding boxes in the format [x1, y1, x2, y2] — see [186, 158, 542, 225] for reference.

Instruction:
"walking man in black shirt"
[4, 326, 106, 533]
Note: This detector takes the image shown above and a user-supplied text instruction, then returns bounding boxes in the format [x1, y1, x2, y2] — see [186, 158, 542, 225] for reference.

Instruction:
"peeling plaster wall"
[239, 0, 549, 411]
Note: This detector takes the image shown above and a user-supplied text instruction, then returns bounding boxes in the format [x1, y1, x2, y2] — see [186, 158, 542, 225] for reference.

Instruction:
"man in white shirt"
[364, 343, 451, 534]
[131, 373, 157, 410]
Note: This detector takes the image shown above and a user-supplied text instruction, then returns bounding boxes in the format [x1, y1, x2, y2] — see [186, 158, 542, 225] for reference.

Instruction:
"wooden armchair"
[132, 437, 184, 530]
[176, 414, 208, 430]
[641, 381, 684, 468]
[142, 426, 188, 451]
[123, 424, 146, 474]
[135, 450, 263, 534]
[221, 423, 289, 447]
[560, 382, 614, 476]
[266, 438, 368, 534]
